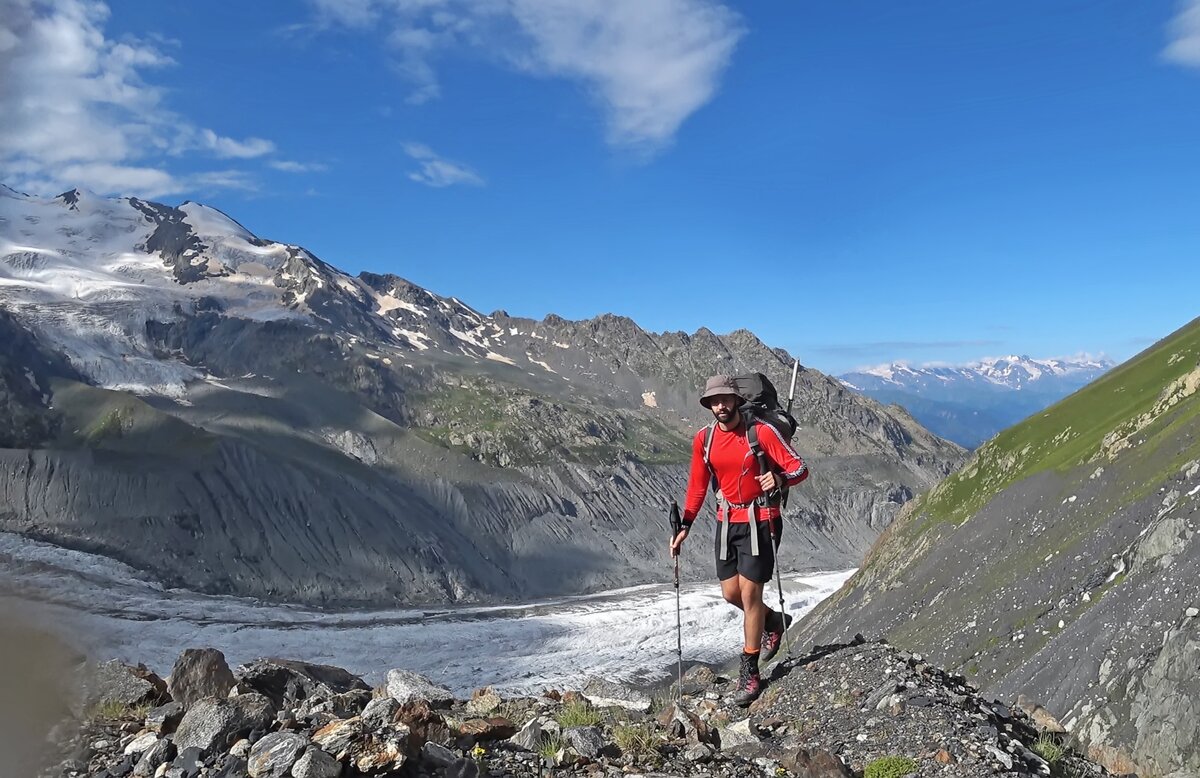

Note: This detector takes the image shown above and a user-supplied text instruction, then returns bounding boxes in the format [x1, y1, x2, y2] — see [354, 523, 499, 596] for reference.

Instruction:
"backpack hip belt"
[718, 499, 761, 560]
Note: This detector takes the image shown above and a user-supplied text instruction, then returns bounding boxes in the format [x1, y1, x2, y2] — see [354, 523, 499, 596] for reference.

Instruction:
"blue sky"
[3, 1, 1199, 374]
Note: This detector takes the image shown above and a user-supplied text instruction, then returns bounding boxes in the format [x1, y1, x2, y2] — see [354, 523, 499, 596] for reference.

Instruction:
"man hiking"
[670, 374, 809, 706]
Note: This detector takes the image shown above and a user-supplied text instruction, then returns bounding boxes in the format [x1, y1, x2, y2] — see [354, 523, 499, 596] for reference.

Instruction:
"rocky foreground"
[40, 637, 1113, 778]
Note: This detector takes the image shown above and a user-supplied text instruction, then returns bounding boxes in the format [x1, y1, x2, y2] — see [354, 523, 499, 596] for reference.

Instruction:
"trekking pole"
[669, 500, 684, 700]
[772, 358, 800, 658]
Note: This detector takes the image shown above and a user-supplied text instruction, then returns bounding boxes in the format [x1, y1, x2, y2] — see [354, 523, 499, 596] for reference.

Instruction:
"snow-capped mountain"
[0, 185, 965, 607]
[839, 355, 1114, 449]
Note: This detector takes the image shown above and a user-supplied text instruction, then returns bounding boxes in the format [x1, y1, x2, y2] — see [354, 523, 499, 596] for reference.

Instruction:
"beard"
[712, 407, 738, 424]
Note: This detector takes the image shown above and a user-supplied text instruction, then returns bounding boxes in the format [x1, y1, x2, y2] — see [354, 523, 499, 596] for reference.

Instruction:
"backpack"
[702, 372, 799, 506]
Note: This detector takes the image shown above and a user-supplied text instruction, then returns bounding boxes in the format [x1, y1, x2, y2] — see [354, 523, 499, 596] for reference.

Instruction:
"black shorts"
[715, 518, 782, 583]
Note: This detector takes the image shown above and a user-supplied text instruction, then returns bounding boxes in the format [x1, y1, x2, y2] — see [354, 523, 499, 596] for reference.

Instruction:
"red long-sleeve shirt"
[682, 420, 809, 524]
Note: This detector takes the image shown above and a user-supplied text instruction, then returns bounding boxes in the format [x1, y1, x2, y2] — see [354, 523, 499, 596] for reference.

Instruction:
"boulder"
[563, 726, 605, 759]
[581, 676, 652, 713]
[236, 659, 369, 711]
[384, 669, 454, 707]
[360, 697, 400, 730]
[168, 649, 236, 709]
[145, 701, 185, 735]
[83, 660, 168, 711]
[172, 693, 275, 755]
[311, 718, 361, 760]
[290, 747, 341, 778]
[248, 732, 308, 778]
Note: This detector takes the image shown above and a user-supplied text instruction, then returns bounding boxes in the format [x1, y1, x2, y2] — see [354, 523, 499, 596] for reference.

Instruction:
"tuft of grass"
[864, 755, 919, 778]
[555, 700, 603, 729]
[87, 699, 150, 722]
[537, 734, 567, 761]
[1033, 732, 1066, 766]
[613, 722, 659, 757]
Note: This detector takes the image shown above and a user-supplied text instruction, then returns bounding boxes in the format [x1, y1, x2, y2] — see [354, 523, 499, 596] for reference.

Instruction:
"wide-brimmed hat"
[699, 374, 744, 408]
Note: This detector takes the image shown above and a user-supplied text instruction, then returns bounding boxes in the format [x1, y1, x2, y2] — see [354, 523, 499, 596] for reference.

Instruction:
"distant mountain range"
[839, 355, 1115, 448]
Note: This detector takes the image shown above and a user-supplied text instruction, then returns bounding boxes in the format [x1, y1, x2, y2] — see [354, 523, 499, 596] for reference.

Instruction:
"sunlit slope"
[793, 316, 1200, 777]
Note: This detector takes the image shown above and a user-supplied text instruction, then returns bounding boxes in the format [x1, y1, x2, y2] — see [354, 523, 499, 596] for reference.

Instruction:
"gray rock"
[563, 726, 605, 758]
[420, 741, 459, 768]
[82, 660, 165, 711]
[145, 701, 185, 734]
[359, 696, 400, 730]
[248, 732, 308, 778]
[168, 648, 236, 709]
[718, 718, 759, 749]
[311, 718, 361, 760]
[235, 659, 370, 711]
[684, 742, 714, 762]
[446, 760, 480, 778]
[581, 676, 652, 713]
[123, 731, 158, 755]
[290, 747, 341, 778]
[230, 739, 252, 759]
[132, 738, 175, 777]
[172, 693, 275, 755]
[465, 690, 502, 716]
[384, 669, 453, 706]
[509, 718, 543, 751]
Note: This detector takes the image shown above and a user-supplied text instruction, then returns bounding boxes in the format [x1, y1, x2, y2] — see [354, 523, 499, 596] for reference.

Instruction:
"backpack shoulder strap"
[702, 422, 718, 491]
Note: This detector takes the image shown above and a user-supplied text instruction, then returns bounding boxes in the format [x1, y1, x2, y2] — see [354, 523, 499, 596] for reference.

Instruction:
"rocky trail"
[33, 637, 1112, 778]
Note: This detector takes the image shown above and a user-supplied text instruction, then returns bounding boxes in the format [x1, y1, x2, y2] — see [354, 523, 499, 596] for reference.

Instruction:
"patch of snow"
[485, 352, 515, 365]
[552, 341, 570, 349]
[376, 292, 427, 317]
[528, 357, 556, 374]
[394, 328, 430, 350]
[642, 391, 658, 408]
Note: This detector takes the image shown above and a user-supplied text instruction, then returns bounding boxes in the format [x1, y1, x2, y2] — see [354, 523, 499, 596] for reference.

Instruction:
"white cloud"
[403, 142, 485, 187]
[269, 159, 329, 173]
[307, 0, 743, 151]
[1164, 0, 1200, 66]
[0, 0, 274, 197]
[198, 128, 275, 159]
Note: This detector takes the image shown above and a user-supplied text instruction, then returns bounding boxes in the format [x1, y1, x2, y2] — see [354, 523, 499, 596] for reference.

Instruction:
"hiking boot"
[760, 611, 794, 663]
[732, 652, 762, 707]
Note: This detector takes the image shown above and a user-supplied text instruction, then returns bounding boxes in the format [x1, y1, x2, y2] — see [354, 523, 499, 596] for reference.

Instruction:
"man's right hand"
[669, 528, 688, 557]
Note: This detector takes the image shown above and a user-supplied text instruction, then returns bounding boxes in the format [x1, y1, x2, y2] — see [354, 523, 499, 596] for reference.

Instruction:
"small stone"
[684, 743, 714, 762]
[936, 749, 953, 764]
[466, 687, 502, 716]
[229, 740, 251, 759]
[124, 732, 159, 756]
[132, 739, 174, 778]
[1186, 607, 1199, 618]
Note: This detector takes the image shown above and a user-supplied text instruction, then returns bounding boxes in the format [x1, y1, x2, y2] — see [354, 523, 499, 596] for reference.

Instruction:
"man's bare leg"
[720, 576, 744, 610]
[738, 576, 766, 652]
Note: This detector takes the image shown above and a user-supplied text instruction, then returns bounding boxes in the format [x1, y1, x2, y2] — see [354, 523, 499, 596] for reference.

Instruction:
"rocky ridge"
[38, 637, 1111, 778]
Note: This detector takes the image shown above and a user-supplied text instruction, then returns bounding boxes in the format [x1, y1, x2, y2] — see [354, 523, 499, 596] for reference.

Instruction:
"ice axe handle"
[669, 501, 683, 536]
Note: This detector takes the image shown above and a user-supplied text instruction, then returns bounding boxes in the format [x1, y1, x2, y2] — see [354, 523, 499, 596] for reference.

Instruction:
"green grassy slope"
[917, 316, 1200, 529]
